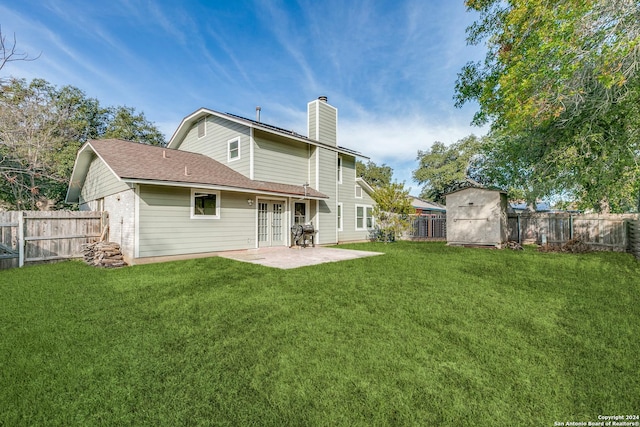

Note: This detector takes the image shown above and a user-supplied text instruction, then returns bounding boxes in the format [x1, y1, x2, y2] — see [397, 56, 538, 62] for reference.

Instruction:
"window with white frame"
[337, 156, 342, 184]
[355, 204, 373, 230]
[293, 201, 308, 225]
[337, 202, 343, 231]
[191, 189, 220, 219]
[228, 137, 240, 161]
[355, 185, 363, 198]
[197, 118, 206, 138]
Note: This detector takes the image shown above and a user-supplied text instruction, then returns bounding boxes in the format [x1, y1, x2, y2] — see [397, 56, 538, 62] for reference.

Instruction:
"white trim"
[315, 102, 320, 141]
[190, 189, 220, 219]
[292, 199, 309, 225]
[227, 136, 241, 162]
[256, 196, 288, 247]
[316, 199, 320, 244]
[315, 149, 320, 189]
[337, 202, 343, 232]
[356, 177, 375, 194]
[121, 179, 328, 200]
[134, 184, 140, 258]
[250, 128, 255, 180]
[355, 204, 374, 231]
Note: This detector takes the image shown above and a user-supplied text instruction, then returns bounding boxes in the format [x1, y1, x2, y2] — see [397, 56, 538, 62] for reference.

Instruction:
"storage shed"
[445, 187, 508, 248]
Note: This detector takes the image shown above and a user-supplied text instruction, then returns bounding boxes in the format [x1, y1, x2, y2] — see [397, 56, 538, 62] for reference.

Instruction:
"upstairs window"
[355, 185, 363, 198]
[337, 156, 342, 184]
[197, 118, 206, 138]
[228, 137, 241, 162]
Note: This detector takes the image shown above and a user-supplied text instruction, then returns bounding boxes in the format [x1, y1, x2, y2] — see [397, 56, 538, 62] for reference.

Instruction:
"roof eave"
[122, 178, 329, 200]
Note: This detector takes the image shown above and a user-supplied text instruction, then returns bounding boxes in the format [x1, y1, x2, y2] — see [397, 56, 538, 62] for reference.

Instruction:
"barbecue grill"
[291, 223, 316, 247]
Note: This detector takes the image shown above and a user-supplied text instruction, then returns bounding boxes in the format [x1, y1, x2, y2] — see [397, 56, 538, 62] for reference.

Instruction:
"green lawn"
[1, 241, 638, 426]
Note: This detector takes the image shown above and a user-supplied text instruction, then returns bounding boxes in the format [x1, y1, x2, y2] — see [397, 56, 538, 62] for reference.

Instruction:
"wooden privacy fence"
[629, 220, 640, 259]
[406, 214, 447, 240]
[0, 211, 108, 269]
[507, 213, 638, 251]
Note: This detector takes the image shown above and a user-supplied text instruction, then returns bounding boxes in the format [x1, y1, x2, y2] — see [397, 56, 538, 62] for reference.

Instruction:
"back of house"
[66, 97, 376, 263]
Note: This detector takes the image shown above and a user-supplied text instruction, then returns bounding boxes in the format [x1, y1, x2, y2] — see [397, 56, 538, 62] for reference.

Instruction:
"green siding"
[316, 148, 337, 244]
[137, 185, 257, 257]
[337, 155, 374, 242]
[180, 115, 251, 176]
[308, 100, 337, 146]
[80, 155, 129, 203]
[253, 134, 308, 185]
[308, 102, 317, 139]
[317, 102, 337, 146]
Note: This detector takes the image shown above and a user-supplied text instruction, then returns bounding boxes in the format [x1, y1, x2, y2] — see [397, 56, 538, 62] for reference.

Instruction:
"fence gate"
[0, 211, 108, 269]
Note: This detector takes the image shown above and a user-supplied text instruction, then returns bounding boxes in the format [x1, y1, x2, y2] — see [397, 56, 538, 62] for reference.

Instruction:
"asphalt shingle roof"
[89, 139, 328, 199]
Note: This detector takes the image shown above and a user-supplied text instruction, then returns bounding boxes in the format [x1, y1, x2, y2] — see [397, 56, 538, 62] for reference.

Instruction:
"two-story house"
[66, 97, 376, 264]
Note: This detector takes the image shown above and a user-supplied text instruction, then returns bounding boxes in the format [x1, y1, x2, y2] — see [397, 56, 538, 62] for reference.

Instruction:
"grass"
[1, 241, 638, 426]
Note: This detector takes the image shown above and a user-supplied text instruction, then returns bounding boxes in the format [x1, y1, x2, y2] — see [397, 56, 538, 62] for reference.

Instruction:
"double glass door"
[257, 200, 284, 247]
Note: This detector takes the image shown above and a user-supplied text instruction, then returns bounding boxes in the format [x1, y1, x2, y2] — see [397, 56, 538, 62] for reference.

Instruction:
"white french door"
[257, 200, 285, 247]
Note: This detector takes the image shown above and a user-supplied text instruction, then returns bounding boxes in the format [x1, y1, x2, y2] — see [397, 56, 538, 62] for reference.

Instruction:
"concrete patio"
[216, 246, 384, 269]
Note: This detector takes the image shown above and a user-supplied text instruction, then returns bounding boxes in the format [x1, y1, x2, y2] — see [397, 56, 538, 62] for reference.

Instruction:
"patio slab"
[217, 246, 384, 269]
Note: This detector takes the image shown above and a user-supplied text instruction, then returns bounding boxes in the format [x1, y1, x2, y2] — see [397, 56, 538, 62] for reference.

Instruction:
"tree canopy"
[0, 77, 165, 209]
[356, 160, 393, 188]
[371, 182, 415, 242]
[455, 0, 640, 212]
[413, 135, 483, 203]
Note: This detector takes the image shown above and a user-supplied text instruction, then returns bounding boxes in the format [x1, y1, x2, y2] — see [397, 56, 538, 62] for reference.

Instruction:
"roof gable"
[167, 107, 367, 159]
[66, 139, 328, 203]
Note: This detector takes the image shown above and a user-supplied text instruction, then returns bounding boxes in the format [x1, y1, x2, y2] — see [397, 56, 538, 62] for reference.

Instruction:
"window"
[197, 118, 206, 138]
[337, 156, 342, 184]
[337, 202, 343, 231]
[356, 204, 373, 230]
[355, 185, 363, 198]
[191, 190, 220, 219]
[293, 201, 307, 225]
[228, 137, 240, 161]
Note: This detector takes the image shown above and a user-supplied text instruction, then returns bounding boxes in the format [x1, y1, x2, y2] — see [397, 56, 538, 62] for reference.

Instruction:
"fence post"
[18, 211, 24, 268]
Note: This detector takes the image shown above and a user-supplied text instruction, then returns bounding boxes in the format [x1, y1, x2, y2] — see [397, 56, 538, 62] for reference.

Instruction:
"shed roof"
[66, 139, 328, 203]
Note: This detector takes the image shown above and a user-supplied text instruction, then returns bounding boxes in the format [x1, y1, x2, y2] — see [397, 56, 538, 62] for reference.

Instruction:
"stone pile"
[83, 242, 127, 268]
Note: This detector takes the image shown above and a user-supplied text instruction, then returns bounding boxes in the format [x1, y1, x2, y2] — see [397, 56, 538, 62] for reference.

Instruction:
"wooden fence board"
[0, 211, 108, 269]
[0, 212, 19, 269]
[628, 220, 640, 259]
[508, 213, 638, 252]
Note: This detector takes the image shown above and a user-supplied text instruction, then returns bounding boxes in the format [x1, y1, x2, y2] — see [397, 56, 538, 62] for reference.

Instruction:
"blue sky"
[1, 0, 487, 195]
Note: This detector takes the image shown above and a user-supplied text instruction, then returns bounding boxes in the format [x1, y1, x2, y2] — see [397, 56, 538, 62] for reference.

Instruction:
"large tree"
[0, 78, 165, 209]
[413, 135, 483, 203]
[455, 0, 640, 212]
[356, 160, 393, 187]
[1, 25, 39, 75]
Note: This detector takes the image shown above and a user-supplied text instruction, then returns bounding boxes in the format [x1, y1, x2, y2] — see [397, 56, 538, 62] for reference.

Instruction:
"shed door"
[258, 200, 285, 247]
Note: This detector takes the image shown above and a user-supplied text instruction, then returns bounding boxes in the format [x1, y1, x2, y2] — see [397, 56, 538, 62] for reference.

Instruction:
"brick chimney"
[307, 96, 337, 146]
